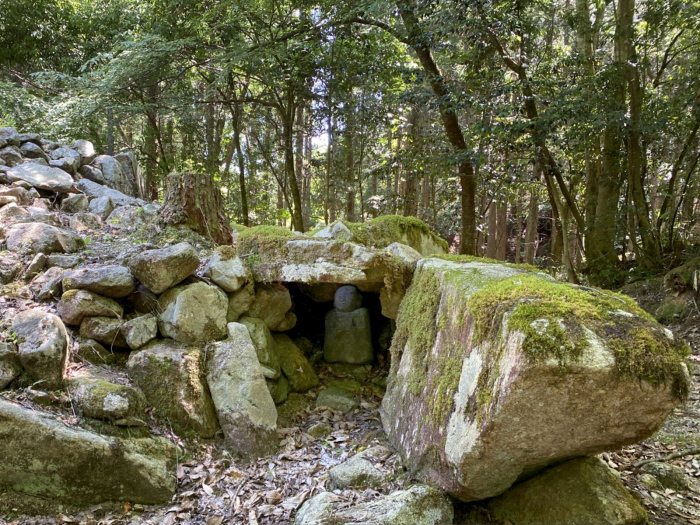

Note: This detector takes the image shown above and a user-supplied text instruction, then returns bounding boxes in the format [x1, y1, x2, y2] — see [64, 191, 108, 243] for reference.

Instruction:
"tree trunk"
[159, 172, 232, 245]
[524, 186, 539, 264]
[232, 106, 249, 226]
[281, 87, 305, 232]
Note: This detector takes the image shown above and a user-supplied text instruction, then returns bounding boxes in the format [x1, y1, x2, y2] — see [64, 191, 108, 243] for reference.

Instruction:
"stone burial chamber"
[0, 134, 690, 523]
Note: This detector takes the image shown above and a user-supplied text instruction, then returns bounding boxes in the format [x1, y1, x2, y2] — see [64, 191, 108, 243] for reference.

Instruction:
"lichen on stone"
[345, 215, 448, 253]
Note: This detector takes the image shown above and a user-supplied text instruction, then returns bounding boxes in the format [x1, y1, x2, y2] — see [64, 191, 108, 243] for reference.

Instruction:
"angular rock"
[46, 254, 80, 269]
[73, 338, 118, 365]
[121, 314, 158, 350]
[248, 283, 294, 331]
[5, 163, 74, 193]
[72, 139, 97, 164]
[158, 282, 228, 344]
[62, 264, 135, 298]
[0, 343, 22, 389]
[106, 205, 144, 230]
[79, 164, 105, 183]
[206, 323, 278, 459]
[240, 316, 281, 379]
[6, 222, 83, 254]
[76, 178, 142, 207]
[49, 157, 78, 174]
[12, 309, 69, 389]
[79, 317, 128, 349]
[0, 399, 175, 508]
[0, 185, 34, 205]
[57, 289, 123, 326]
[0, 202, 30, 224]
[126, 340, 219, 437]
[20, 141, 49, 161]
[92, 154, 136, 196]
[313, 220, 355, 242]
[88, 195, 115, 219]
[315, 385, 359, 413]
[227, 282, 255, 321]
[0, 252, 22, 284]
[48, 147, 81, 171]
[32, 266, 65, 301]
[69, 212, 103, 232]
[324, 308, 373, 364]
[202, 249, 248, 292]
[60, 194, 89, 213]
[329, 455, 386, 489]
[640, 461, 691, 491]
[0, 145, 23, 166]
[69, 375, 146, 425]
[129, 242, 200, 294]
[381, 258, 690, 501]
[488, 457, 647, 525]
[294, 485, 453, 525]
[24, 252, 47, 279]
[0, 127, 20, 147]
[274, 334, 319, 392]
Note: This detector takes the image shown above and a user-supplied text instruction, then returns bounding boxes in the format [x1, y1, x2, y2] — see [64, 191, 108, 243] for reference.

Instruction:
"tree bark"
[159, 172, 232, 245]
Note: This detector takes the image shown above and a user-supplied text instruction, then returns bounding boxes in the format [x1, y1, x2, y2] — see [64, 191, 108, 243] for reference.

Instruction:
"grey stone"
[48, 147, 81, 169]
[79, 164, 105, 184]
[91, 155, 136, 196]
[6, 163, 74, 192]
[46, 254, 80, 269]
[0, 185, 34, 205]
[202, 250, 248, 292]
[129, 242, 200, 294]
[88, 195, 114, 219]
[79, 316, 128, 349]
[0, 343, 22, 389]
[69, 212, 102, 233]
[267, 375, 290, 405]
[126, 340, 219, 437]
[17, 133, 41, 145]
[488, 457, 647, 525]
[329, 455, 386, 489]
[57, 289, 123, 326]
[239, 316, 281, 379]
[24, 252, 47, 279]
[68, 375, 146, 425]
[72, 139, 96, 164]
[206, 322, 278, 459]
[63, 264, 135, 298]
[333, 285, 362, 312]
[313, 220, 355, 242]
[248, 283, 295, 331]
[49, 157, 78, 174]
[6, 222, 82, 255]
[106, 205, 145, 230]
[227, 282, 255, 321]
[76, 178, 142, 207]
[60, 194, 89, 213]
[0, 252, 22, 284]
[0, 145, 23, 166]
[121, 314, 158, 350]
[324, 308, 373, 364]
[640, 461, 691, 491]
[158, 282, 228, 343]
[12, 309, 69, 389]
[0, 399, 175, 508]
[294, 485, 453, 525]
[33, 266, 65, 301]
[19, 141, 48, 161]
[315, 385, 359, 413]
[0, 127, 20, 147]
[72, 338, 118, 365]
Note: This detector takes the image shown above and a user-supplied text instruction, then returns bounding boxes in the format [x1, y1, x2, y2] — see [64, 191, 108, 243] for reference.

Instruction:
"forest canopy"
[1, 0, 699, 287]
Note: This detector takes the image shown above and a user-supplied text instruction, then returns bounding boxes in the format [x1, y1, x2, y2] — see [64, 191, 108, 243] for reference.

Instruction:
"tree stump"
[159, 172, 232, 244]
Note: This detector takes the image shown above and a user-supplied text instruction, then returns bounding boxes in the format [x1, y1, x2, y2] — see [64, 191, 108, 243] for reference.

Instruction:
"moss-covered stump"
[380, 258, 689, 502]
[487, 457, 647, 525]
[0, 399, 175, 511]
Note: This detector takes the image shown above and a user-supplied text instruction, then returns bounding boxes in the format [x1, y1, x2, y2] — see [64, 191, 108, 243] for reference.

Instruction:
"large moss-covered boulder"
[206, 323, 278, 460]
[126, 340, 219, 437]
[345, 215, 448, 255]
[68, 375, 146, 426]
[247, 283, 295, 331]
[158, 282, 228, 343]
[487, 457, 647, 525]
[57, 289, 123, 326]
[0, 400, 175, 510]
[12, 309, 69, 389]
[381, 258, 689, 502]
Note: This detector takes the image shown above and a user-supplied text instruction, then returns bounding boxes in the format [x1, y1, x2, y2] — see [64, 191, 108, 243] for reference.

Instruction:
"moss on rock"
[345, 215, 448, 254]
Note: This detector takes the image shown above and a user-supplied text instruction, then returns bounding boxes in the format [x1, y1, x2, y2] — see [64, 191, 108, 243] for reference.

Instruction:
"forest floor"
[1, 295, 699, 525]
